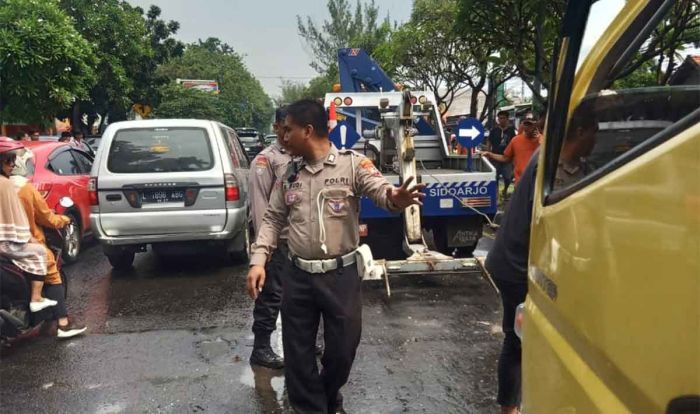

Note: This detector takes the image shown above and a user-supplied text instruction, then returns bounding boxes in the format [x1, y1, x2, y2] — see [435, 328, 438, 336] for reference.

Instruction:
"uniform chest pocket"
[322, 187, 355, 218]
[285, 187, 306, 223]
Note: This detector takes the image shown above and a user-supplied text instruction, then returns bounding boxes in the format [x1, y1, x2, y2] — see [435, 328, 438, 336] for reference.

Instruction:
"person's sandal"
[57, 322, 87, 339]
[29, 298, 58, 312]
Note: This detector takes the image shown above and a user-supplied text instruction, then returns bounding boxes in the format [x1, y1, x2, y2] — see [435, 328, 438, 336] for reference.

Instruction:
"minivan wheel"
[61, 215, 81, 265]
[229, 226, 251, 264]
[106, 250, 135, 270]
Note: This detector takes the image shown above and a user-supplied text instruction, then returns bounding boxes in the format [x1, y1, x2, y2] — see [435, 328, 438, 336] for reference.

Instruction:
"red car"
[20, 141, 94, 264]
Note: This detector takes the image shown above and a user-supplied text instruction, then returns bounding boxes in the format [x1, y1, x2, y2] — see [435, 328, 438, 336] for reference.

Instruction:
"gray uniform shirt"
[248, 142, 291, 240]
[250, 143, 399, 266]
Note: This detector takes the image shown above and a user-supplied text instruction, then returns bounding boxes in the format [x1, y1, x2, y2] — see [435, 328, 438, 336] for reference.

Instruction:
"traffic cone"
[328, 101, 337, 132]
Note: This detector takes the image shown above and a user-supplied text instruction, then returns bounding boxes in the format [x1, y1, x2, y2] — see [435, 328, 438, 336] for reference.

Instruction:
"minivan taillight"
[88, 177, 98, 205]
[224, 173, 239, 201]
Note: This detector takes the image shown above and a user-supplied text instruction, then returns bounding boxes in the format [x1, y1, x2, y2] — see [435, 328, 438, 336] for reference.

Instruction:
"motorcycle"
[0, 197, 73, 346]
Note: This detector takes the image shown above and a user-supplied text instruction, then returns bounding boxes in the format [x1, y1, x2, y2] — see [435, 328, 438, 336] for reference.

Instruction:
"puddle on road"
[95, 402, 126, 414]
[238, 315, 289, 413]
[239, 365, 287, 411]
[195, 336, 236, 362]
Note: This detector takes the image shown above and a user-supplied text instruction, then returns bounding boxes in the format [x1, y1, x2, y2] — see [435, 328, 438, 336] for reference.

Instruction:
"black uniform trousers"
[494, 278, 528, 407]
[281, 259, 362, 414]
[252, 243, 287, 342]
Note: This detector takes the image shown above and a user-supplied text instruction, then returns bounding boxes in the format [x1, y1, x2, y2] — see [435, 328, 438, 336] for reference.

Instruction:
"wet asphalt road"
[0, 238, 502, 413]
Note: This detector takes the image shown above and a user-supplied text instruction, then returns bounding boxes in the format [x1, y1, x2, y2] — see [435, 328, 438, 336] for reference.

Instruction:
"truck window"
[546, 1, 700, 200]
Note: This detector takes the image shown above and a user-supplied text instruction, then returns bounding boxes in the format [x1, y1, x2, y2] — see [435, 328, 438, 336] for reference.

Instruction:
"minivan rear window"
[107, 128, 214, 173]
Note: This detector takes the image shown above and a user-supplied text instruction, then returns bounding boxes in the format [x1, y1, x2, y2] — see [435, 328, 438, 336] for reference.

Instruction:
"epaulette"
[338, 148, 364, 158]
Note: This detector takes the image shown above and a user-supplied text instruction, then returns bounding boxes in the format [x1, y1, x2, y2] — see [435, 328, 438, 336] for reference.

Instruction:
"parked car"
[263, 134, 277, 146]
[235, 127, 264, 158]
[19, 141, 94, 264]
[85, 136, 101, 152]
[89, 119, 251, 269]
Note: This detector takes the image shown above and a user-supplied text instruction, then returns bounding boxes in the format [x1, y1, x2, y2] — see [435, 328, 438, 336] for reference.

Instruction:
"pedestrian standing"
[246, 99, 425, 413]
[29, 130, 40, 141]
[71, 131, 92, 155]
[484, 107, 595, 414]
[486, 111, 517, 198]
[14, 131, 29, 141]
[484, 151, 538, 414]
[248, 106, 291, 369]
[58, 131, 72, 142]
[482, 116, 541, 185]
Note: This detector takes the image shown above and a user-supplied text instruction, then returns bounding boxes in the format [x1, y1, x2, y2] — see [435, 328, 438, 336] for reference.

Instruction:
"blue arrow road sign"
[329, 120, 361, 150]
[456, 117, 485, 148]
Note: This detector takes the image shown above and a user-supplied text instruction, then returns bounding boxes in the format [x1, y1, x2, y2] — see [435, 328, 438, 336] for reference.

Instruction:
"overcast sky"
[128, 0, 411, 98]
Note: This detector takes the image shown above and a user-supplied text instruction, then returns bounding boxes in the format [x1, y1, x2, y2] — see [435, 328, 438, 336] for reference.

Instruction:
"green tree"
[131, 5, 185, 109]
[157, 38, 274, 131]
[305, 73, 337, 100]
[379, 0, 513, 119]
[59, 0, 152, 132]
[611, 0, 699, 86]
[297, 0, 394, 76]
[457, 0, 566, 110]
[153, 84, 224, 120]
[276, 80, 310, 106]
[0, 0, 96, 125]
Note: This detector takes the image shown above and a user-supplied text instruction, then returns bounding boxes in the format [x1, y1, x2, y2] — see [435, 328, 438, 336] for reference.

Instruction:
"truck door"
[524, 0, 699, 412]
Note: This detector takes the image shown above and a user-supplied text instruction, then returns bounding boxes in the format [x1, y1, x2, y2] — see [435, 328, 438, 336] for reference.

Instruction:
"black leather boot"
[250, 346, 284, 369]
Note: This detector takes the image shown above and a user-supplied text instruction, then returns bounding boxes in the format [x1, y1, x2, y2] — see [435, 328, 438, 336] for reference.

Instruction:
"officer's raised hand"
[247, 265, 266, 300]
[386, 176, 426, 209]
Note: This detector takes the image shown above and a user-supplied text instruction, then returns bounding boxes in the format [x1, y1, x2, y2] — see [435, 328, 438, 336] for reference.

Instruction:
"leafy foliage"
[132, 5, 185, 107]
[156, 38, 274, 131]
[297, 0, 394, 75]
[276, 80, 311, 106]
[153, 84, 224, 120]
[457, 0, 566, 109]
[611, 0, 700, 86]
[58, 0, 152, 124]
[0, 0, 96, 124]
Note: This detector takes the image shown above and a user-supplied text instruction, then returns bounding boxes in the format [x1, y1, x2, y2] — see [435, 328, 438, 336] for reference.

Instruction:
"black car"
[235, 128, 264, 158]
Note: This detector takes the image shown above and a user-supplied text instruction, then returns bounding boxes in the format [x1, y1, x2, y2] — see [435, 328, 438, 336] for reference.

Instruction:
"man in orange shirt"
[482, 117, 541, 185]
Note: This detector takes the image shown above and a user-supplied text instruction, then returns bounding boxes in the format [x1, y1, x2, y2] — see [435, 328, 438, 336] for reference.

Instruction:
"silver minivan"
[89, 119, 250, 269]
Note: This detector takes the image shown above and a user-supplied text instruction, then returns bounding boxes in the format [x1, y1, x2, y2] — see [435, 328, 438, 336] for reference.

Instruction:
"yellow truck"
[522, 0, 699, 412]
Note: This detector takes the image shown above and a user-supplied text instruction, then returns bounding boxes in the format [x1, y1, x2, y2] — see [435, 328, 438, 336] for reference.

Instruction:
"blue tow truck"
[324, 49, 497, 281]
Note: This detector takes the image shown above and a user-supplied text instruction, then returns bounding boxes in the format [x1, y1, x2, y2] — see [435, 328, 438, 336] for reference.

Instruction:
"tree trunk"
[71, 102, 82, 134]
[533, 8, 546, 111]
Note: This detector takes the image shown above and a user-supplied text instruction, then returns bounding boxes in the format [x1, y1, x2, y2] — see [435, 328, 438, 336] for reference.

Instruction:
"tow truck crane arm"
[338, 48, 396, 93]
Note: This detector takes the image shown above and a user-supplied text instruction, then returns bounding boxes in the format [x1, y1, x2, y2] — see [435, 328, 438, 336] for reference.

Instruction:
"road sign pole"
[466, 149, 473, 172]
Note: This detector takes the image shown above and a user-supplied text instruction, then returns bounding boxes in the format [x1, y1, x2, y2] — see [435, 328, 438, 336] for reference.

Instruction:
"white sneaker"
[57, 322, 87, 339]
[29, 298, 58, 312]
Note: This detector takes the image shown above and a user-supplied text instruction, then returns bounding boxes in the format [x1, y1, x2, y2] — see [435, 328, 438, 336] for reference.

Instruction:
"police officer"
[247, 99, 425, 414]
[248, 106, 291, 369]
